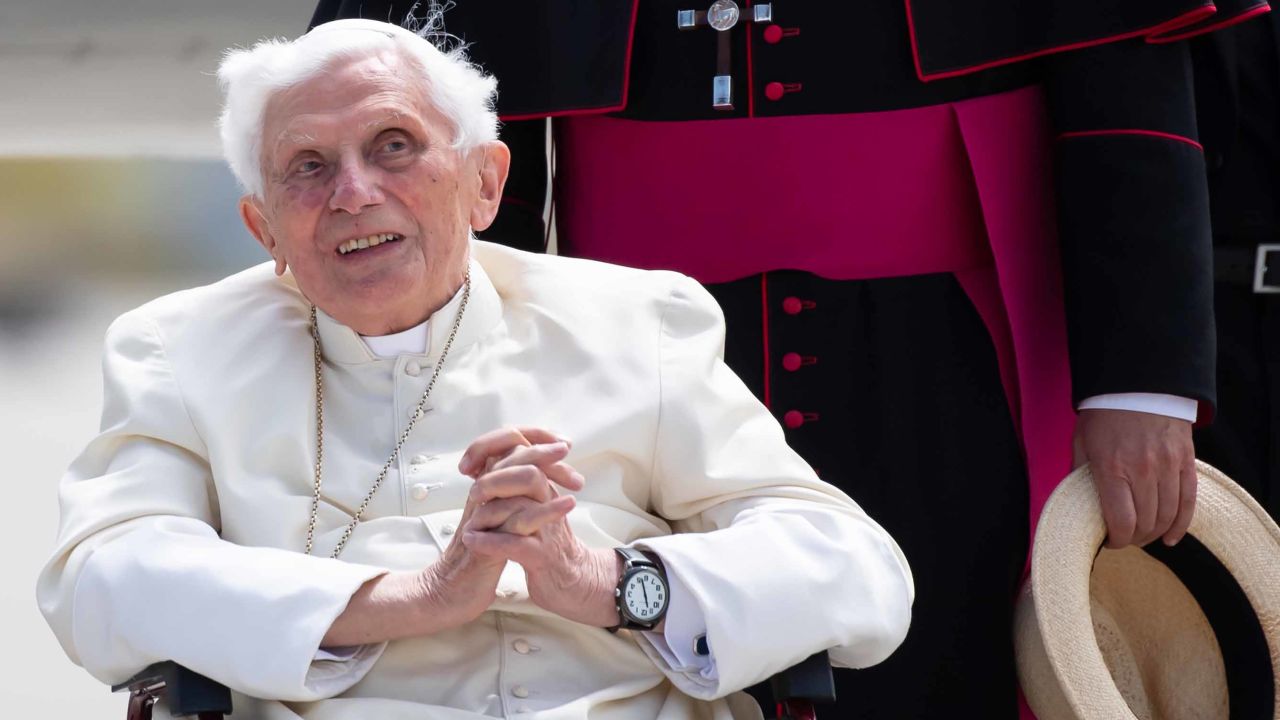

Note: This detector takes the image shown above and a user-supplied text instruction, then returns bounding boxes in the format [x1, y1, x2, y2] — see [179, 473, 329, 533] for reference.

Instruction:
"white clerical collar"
[361, 321, 428, 358]
[311, 255, 501, 366]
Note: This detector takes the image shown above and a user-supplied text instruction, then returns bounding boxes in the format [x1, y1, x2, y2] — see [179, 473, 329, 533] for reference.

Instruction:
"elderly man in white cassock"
[36, 19, 913, 720]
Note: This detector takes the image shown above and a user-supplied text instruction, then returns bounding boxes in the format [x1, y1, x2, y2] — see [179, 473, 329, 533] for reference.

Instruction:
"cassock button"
[765, 82, 785, 101]
[782, 297, 803, 315]
[763, 24, 783, 44]
[405, 361, 422, 377]
[512, 685, 530, 699]
[441, 524, 456, 536]
[783, 410, 805, 429]
[410, 454, 430, 466]
[513, 639, 532, 654]
[411, 483, 431, 500]
[782, 353, 802, 371]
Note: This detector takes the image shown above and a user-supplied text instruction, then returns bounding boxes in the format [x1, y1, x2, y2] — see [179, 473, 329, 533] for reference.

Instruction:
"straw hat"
[1015, 460, 1280, 719]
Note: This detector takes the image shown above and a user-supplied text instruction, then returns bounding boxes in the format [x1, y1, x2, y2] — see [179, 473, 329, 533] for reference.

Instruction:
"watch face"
[622, 568, 667, 623]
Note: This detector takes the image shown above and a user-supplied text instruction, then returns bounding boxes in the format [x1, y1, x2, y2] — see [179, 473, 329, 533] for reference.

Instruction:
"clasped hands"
[424, 408, 1194, 638]
[424, 427, 622, 630]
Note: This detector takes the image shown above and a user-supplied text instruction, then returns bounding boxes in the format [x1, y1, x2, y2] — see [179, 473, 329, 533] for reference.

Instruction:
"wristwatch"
[609, 547, 670, 632]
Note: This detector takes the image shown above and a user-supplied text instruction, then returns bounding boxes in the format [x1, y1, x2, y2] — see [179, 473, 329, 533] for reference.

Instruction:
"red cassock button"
[783, 410, 805, 429]
[782, 353, 803, 371]
[782, 297, 803, 315]
[763, 24, 783, 44]
[765, 82, 785, 101]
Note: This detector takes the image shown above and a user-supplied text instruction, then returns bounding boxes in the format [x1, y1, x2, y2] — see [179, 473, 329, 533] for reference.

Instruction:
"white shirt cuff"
[1078, 393, 1199, 423]
[315, 646, 362, 662]
[306, 643, 386, 696]
[642, 562, 718, 681]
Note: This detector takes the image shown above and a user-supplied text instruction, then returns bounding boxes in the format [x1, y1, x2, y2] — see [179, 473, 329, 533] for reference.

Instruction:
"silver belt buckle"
[1255, 244, 1280, 294]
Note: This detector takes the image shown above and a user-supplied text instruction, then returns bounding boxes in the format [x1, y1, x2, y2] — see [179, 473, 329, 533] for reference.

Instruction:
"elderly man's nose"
[329, 165, 384, 213]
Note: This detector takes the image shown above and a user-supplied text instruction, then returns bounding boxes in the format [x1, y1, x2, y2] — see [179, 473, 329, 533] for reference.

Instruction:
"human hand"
[457, 429, 619, 627]
[1073, 408, 1197, 548]
[463, 512, 620, 628]
[425, 428, 583, 624]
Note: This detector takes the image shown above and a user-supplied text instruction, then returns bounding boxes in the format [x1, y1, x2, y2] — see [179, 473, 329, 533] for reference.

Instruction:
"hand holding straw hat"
[1016, 460, 1280, 719]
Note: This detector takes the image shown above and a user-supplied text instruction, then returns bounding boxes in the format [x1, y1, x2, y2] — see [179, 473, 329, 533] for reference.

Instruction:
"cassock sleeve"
[476, 118, 549, 253]
[35, 310, 389, 701]
[631, 275, 915, 699]
[1046, 38, 1218, 419]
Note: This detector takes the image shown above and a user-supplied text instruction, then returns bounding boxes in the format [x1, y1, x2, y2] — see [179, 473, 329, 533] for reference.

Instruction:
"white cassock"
[37, 240, 914, 720]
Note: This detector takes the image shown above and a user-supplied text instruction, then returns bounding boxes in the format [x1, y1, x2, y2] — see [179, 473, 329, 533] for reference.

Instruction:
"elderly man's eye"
[295, 160, 324, 175]
[382, 139, 409, 153]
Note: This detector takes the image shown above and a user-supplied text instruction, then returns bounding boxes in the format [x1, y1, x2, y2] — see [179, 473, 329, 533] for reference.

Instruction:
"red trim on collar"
[502, 106, 625, 122]
[498, 0, 641, 122]
[1153, 4, 1271, 42]
[1057, 129, 1204, 152]
[904, 0, 1216, 83]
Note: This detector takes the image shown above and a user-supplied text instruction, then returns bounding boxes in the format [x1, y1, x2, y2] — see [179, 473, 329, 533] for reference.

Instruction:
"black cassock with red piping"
[306, 2, 1269, 718]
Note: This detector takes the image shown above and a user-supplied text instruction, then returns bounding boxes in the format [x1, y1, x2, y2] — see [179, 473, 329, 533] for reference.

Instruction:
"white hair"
[217, 17, 499, 197]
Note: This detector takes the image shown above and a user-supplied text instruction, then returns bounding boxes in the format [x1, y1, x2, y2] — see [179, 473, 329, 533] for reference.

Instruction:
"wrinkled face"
[241, 50, 506, 335]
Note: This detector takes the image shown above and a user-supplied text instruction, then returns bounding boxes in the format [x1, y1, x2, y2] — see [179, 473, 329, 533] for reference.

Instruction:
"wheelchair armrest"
[770, 651, 835, 704]
[111, 661, 233, 718]
[106, 653, 830, 719]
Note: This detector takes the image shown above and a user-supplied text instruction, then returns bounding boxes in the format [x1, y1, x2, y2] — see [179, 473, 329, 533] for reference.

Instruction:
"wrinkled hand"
[1074, 409, 1197, 548]
[426, 428, 582, 625]
[458, 428, 620, 628]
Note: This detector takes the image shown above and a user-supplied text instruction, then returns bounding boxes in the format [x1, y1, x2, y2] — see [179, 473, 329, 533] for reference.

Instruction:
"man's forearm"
[321, 571, 466, 647]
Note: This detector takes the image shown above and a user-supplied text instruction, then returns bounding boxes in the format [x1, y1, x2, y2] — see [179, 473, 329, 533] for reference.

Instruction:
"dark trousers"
[1172, 278, 1280, 717]
[1195, 280, 1280, 519]
[705, 270, 1029, 720]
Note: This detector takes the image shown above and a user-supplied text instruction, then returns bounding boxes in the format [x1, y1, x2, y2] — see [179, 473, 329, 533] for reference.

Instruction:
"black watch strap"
[616, 546, 659, 570]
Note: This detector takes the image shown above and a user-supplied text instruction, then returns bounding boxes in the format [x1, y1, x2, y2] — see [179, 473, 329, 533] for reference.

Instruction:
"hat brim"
[1017, 460, 1280, 719]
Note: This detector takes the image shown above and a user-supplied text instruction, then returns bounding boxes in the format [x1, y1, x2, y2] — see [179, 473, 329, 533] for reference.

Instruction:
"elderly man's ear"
[239, 197, 288, 276]
[469, 140, 511, 233]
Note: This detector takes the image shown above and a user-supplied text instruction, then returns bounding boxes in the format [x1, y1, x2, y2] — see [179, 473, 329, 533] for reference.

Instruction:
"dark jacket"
[310, 0, 1276, 413]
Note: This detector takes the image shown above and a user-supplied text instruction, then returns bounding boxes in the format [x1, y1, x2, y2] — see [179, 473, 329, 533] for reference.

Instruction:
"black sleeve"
[479, 119, 549, 253]
[1046, 39, 1217, 418]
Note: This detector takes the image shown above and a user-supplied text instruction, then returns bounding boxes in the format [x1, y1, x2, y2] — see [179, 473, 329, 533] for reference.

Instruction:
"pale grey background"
[2, 1, 326, 715]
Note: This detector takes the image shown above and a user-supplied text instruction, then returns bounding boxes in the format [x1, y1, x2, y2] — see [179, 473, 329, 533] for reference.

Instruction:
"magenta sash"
[557, 86, 1076, 560]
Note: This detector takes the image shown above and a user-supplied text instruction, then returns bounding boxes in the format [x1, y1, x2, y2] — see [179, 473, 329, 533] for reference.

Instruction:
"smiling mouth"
[337, 233, 403, 255]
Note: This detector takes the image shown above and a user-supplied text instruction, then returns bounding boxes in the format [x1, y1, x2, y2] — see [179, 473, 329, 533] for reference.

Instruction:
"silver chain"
[306, 272, 472, 559]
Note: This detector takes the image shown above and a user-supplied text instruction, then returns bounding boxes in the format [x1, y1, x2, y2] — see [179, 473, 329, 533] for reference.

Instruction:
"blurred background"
[1, 0, 319, 714]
